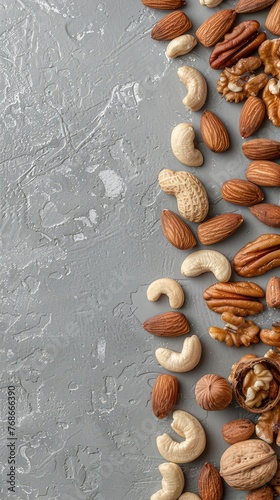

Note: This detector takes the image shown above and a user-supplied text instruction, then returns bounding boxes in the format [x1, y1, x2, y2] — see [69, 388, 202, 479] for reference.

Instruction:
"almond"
[198, 462, 223, 500]
[143, 311, 190, 336]
[265, 0, 280, 35]
[222, 419, 255, 445]
[234, 0, 275, 13]
[239, 96, 266, 138]
[151, 11, 192, 40]
[197, 213, 243, 245]
[242, 138, 280, 160]
[142, 0, 186, 8]
[246, 485, 274, 500]
[266, 276, 280, 308]
[151, 374, 179, 419]
[246, 160, 280, 187]
[160, 209, 197, 250]
[196, 9, 237, 48]
[222, 179, 264, 206]
[200, 110, 230, 152]
[249, 203, 280, 228]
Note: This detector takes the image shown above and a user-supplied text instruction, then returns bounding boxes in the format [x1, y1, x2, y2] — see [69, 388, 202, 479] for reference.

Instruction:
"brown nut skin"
[235, 0, 276, 12]
[222, 418, 255, 444]
[200, 110, 230, 152]
[195, 373, 232, 411]
[141, 0, 186, 8]
[266, 277, 280, 308]
[249, 203, 280, 228]
[233, 233, 280, 278]
[260, 322, 280, 347]
[196, 9, 237, 47]
[265, 0, 280, 36]
[231, 356, 280, 413]
[198, 462, 223, 500]
[197, 213, 243, 245]
[143, 311, 190, 337]
[242, 138, 280, 160]
[152, 374, 179, 419]
[203, 281, 265, 316]
[239, 96, 266, 138]
[222, 179, 264, 206]
[151, 11, 192, 40]
[220, 439, 277, 490]
[160, 209, 197, 250]
[246, 485, 274, 499]
[246, 160, 280, 187]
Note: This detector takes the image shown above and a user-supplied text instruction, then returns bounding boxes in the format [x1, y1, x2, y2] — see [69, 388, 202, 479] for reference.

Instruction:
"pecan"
[260, 322, 280, 349]
[259, 38, 280, 79]
[209, 312, 260, 347]
[210, 21, 266, 70]
[262, 79, 280, 127]
[233, 233, 280, 277]
[203, 281, 265, 316]
[216, 56, 269, 103]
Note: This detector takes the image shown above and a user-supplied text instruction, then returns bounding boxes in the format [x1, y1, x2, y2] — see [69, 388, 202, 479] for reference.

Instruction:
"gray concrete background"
[0, 0, 279, 498]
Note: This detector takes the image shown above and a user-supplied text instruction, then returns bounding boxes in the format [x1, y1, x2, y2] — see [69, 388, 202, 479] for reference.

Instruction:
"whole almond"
[265, 0, 280, 35]
[200, 110, 230, 152]
[152, 374, 179, 419]
[234, 0, 275, 12]
[198, 462, 223, 500]
[222, 179, 264, 206]
[143, 311, 190, 336]
[160, 209, 197, 250]
[198, 213, 243, 245]
[151, 11, 192, 40]
[239, 96, 266, 138]
[196, 9, 237, 47]
[242, 139, 280, 160]
[246, 160, 280, 187]
[142, 0, 186, 8]
[246, 485, 274, 500]
[266, 276, 280, 308]
[249, 203, 280, 228]
[222, 418, 255, 445]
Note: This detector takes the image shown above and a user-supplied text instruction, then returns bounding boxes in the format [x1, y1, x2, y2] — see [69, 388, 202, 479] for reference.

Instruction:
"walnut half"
[216, 56, 268, 103]
[209, 312, 260, 347]
[262, 79, 280, 127]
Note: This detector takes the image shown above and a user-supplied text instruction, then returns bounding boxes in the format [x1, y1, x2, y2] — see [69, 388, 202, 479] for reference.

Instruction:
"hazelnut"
[195, 373, 232, 411]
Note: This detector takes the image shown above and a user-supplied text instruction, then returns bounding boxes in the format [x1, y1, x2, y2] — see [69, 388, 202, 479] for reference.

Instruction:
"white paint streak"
[97, 337, 106, 363]
[89, 209, 98, 224]
[98, 169, 125, 199]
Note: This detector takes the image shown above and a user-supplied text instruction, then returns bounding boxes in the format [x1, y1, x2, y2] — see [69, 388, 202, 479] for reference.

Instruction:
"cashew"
[171, 123, 203, 167]
[156, 410, 206, 463]
[151, 462, 185, 500]
[199, 0, 223, 6]
[155, 335, 202, 373]
[147, 278, 185, 309]
[166, 34, 197, 59]
[179, 494, 201, 500]
[181, 250, 232, 282]
[177, 66, 207, 112]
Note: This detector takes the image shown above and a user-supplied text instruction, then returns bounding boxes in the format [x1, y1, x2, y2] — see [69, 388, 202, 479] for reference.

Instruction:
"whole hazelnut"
[195, 373, 232, 411]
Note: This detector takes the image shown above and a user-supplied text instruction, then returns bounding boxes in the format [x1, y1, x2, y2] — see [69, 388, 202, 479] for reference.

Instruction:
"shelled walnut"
[209, 312, 260, 347]
[258, 38, 280, 79]
[262, 79, 280, 126]
[216, 56, 268, 103]
[260, 322, 280, 349]
[256, 401, 280, 446]
[242, 362, 273, 408]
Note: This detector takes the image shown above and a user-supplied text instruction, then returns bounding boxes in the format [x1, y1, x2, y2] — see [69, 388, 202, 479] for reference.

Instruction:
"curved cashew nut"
[179, 494, 201, 500]
[155, 335, 202, 373]
[151, 462, 184, 500]
[177, 66, 207, 112]
[147, 278, 184, 309]
[199, 0, 223, 7]
[181, 250, 232, 282]
[171, 123, 203, 167]
[156, 410, 206, 463]
[166, 34, 197, 59]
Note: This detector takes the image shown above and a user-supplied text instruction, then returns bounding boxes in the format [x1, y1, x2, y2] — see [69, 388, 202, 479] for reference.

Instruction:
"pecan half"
[259, 38, 280, 79]
[262, 78, 280, 126]
[203, 281, 265, 316]
[210, 21, 266, 70]
[216, 56, 269, 103]
[233, 233, 280, 277]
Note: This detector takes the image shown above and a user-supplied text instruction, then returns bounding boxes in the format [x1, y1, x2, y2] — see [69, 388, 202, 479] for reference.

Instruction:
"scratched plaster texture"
[0, 0, 279, 499]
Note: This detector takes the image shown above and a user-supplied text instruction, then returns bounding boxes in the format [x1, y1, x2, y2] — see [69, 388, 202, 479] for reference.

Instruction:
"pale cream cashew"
[151, 462, 185, 500]
[155, 335, 202, 373]
[179, 494, 201, 500]
[147, 278, 185, 309]
[166, 34, 197, 59]
[200, 0, 223, 7]
[177, 66, 207, 112]
[156, 410, 206, 463]
[181, 250, 232, 282]
[171, 123, 203, 167]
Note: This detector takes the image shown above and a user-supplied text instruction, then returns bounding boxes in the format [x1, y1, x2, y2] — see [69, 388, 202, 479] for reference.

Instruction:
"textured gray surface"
[0, 0, 279, 499]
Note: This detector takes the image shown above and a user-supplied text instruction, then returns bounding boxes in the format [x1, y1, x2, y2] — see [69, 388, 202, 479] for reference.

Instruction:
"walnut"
[262, 79, 280, 126]
[260, 322, 280, 349]
[258, 38, 280, 79]
[242, 362, 273, 408]
[209, 312, 260, 347]
[256, 401, 280, 445]
[216, 56, 269, 103]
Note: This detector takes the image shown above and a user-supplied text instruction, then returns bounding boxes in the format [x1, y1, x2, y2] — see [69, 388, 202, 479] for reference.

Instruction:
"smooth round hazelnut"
[195, 373, 232, 411]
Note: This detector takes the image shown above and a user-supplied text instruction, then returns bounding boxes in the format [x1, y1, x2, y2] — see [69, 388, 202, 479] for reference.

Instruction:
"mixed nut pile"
[138, 0, 280, 498]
